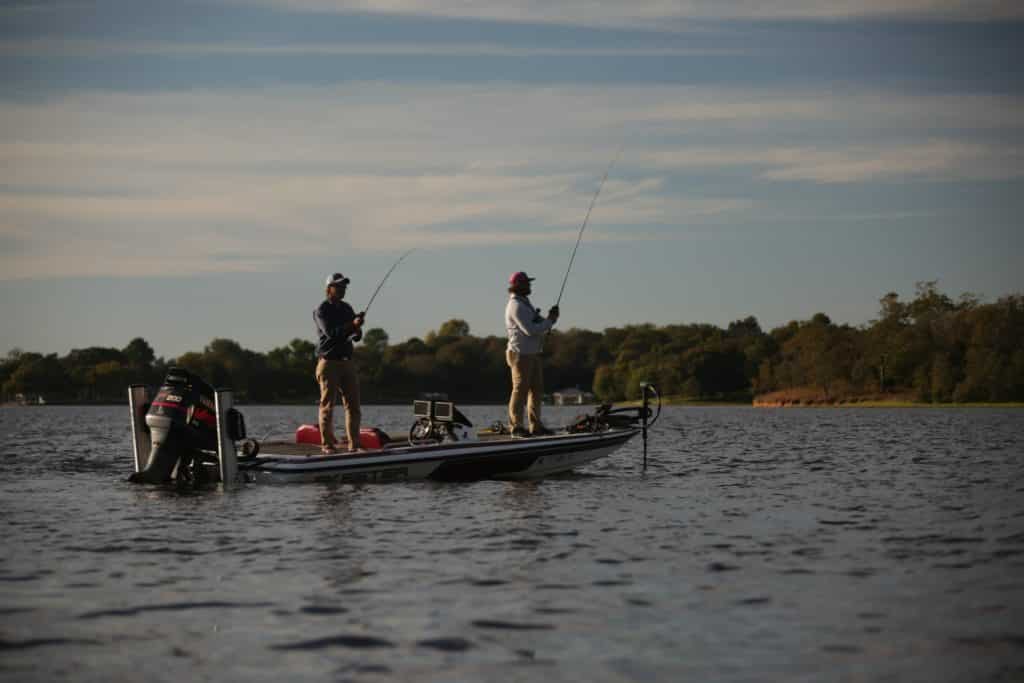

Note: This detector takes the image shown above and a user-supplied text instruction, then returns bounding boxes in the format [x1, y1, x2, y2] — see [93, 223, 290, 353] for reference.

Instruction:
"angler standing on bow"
[314, 273, 365, 454]
[505, 271, 559, 438]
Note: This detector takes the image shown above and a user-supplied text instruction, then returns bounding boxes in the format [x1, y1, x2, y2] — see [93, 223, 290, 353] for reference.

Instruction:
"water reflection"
[501, 480, 545, 515]
[1, 405, 1023, 683]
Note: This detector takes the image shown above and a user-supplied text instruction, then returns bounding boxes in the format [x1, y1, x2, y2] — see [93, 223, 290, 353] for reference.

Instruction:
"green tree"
[929, 353, 954, 402]
[593, 364, 625, 402]
[438, 319, 470, 338]
[91, 360, 130, 400]
[362, 328, 390, 353]
[3, 283, 1020, 405]
[122, 337, 155, 369]
[3, 353, 69, 400]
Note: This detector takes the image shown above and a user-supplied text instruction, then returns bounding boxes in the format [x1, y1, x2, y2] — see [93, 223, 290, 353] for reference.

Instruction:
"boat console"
[409, 399, 474, 445]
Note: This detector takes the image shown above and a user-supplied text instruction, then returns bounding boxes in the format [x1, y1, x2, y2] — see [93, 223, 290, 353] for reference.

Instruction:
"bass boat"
[127, 368, 660, 487]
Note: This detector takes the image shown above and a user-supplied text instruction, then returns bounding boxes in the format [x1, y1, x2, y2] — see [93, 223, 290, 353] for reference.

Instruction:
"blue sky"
[2, 0, 1022, 359]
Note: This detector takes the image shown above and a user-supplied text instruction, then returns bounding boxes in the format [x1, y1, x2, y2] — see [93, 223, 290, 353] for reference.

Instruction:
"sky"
[1, 0, 1023, 359]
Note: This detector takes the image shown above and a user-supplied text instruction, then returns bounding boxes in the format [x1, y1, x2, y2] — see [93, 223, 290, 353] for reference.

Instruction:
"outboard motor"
[130, 367, 220, 484]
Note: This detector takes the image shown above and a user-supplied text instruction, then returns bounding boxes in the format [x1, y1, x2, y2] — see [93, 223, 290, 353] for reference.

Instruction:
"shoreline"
[5, 399, 1024, 409]
[645, 394, 1024, 409]
[752, 399, 1024, 408]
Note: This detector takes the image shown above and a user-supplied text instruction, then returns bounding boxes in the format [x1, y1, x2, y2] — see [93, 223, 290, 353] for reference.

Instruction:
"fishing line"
[555, 149, 622, 308]
[362, 248, 417, 316]
[346, 248, 416, 343]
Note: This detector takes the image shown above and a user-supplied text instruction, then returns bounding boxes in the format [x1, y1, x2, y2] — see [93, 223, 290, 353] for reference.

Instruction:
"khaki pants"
[316, 358, 361, 449]
[507, 350, 543, 432]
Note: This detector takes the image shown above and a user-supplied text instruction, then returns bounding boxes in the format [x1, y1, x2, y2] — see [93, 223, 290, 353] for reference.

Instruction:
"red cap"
[509, 271, 535, 285]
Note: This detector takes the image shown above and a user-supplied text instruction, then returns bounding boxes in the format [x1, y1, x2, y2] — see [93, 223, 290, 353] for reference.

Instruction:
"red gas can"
[295, 424, 321, 444]
[358, 427, 389, 450]
[294, 424, 389, 450]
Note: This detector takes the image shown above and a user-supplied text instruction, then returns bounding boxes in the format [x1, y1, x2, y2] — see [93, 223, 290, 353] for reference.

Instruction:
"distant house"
[552, 387, 595, 405]
[419, 391, 449, 401]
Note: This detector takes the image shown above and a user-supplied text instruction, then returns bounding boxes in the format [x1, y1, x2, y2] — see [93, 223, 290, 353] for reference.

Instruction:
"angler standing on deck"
[314, 273, 365, 454]
[505, 271, 559, 438]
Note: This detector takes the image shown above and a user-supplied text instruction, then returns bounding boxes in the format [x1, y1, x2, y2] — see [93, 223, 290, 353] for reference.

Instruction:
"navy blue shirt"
[314, 299, 358, 360]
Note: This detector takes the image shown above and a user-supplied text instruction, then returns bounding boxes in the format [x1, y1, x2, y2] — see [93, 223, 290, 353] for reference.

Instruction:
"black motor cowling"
[130, 367, 219, 484]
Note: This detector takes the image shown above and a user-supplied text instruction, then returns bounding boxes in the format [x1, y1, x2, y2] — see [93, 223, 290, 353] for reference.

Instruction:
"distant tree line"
[2, 283, 1022, 405]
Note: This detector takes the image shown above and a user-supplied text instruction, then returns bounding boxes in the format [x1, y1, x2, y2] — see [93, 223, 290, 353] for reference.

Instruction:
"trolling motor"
[566, 383, 660, 470]
[129, 367, 246, 484]
[567, 384, 661, 433]
[408, 400, 474, 445]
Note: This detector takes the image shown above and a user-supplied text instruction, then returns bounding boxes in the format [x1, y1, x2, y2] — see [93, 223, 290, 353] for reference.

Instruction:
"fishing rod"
[361, 248, 417, 317]
[554, 149, 622, 308]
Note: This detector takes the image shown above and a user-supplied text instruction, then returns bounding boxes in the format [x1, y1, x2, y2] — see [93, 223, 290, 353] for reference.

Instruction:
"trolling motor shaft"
[642, 382, 652, 471]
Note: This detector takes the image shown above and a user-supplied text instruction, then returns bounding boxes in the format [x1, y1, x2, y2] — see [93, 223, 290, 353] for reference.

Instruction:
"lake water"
[2, 404, 1023, 682]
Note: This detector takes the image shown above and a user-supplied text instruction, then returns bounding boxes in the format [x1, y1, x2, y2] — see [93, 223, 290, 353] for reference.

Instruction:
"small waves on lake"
[1, 405, 1023, 682]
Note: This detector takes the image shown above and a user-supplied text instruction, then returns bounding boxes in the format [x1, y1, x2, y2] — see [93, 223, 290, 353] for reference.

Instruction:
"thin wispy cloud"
[4, 82, 1019, 280]
[2, 84, 1021, 280]
[6, 86, 1020, 169]
[0, 169, 749, 279]
[0, 38, 751, 58]
[640, 141, 1024, 183]
[620, 91, 1024, 130]
[756, 141, 1024, 184]
[235, 0, 1023, 25]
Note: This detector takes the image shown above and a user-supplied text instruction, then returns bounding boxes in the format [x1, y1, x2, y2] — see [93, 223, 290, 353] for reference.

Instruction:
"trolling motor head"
[566, 384, 661, 433]
[129, 367, 221, 484]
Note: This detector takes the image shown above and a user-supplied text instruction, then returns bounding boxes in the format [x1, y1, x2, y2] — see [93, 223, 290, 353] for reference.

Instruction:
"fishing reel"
[532, 305, 560, 324]
[408, 399, 474, 445]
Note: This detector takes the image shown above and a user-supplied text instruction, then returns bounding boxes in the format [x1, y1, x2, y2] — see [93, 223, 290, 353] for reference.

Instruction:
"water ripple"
[271, 634, 396, 650]
[471, 620, 555, 631]
[0, 637, 101, 650]
[416, 637, 475, 652]
[2, 404, 1023, 682]
[79, 600, 273, 619]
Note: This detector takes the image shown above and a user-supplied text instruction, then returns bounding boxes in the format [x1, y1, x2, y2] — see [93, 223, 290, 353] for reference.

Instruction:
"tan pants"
[507, 350, 543, 432]
[316, 358, 361, 449]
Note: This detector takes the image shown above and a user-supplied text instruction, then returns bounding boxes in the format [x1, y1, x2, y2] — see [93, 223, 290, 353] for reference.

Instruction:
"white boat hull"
[238, 428, 640, 484]
[127, 382, 658, 487]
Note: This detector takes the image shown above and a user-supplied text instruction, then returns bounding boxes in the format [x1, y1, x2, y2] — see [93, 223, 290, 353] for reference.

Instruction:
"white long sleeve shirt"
[505, 294, 554, 355]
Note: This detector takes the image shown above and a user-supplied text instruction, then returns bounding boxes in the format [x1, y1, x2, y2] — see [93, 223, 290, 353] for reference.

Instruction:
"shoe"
[321, 444, 339, 454]
[530, 425, 555, 437]
[510, 427, 530, 439]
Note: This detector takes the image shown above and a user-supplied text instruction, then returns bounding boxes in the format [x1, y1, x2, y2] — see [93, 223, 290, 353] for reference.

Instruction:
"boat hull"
[237, 428, 639, 484]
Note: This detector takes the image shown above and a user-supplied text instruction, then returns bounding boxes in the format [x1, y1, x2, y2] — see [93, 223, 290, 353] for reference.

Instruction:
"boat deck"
[256, 430, 510, 458]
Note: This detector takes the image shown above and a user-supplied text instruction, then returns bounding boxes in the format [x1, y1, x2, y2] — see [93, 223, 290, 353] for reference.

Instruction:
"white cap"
[325, 272, 350, 287]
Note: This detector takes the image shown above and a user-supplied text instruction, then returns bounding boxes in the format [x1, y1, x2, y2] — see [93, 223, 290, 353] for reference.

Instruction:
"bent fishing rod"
[554, 149, 621, 308]
[347, 248, 416, 341]
[361, 248, 417, 317]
